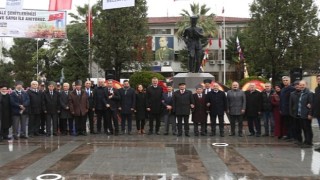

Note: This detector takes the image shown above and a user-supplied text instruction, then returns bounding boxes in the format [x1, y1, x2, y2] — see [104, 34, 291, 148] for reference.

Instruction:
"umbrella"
[242, 80, 266, 92]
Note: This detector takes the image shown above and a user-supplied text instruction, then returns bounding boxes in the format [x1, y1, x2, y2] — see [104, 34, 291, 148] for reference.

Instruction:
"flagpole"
[223, 9, 226, 85]
[88, 0, 92, 79]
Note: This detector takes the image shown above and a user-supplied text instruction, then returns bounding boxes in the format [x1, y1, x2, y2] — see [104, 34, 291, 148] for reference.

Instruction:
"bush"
[129, 71, 165, 89]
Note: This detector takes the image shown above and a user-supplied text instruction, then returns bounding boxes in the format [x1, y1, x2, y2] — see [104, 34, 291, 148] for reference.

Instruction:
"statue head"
[190, 16, 198, 27]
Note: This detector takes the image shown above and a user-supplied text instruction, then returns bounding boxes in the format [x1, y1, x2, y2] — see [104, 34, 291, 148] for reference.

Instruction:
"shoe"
[262, 134, 269, 137]
[20, 135, 28, 139]
[83, 132, 88, 136]
[119, 131, 125, 135]
[282, 136, 289, 140]
[137, 130, 141, 134]
[13, 135, 19, 140]
[172, 132, 177, 135]
[46, 134, 51, 137]
[239, 134, 243, 137]
[194, 133, 199, 136]
[285, 138, 294, 142]
[141, 129, 145, 134]
[220, 134, 224, 137]
[3, 136, 11, 140]
[53, 133, 58, 136]
[256, 134, 261, 137]
[210, 132, 216, 136]
[164, 132, 169, 135]
[300, 144, 313, 148]
[156, 132, 160, 135]
[229, 133, 235, 136]
[128, 132, 132, 135]
[248, 133, 255, 136]
[200, 133, 206, 136]
[177, 133, 182, 137]
[148, 131, 153, 135]
[114, 132, 119, 136]
[185, 133, 190, 137]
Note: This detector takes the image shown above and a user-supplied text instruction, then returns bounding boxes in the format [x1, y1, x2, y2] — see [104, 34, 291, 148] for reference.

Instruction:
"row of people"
[0, 76, 319, 146]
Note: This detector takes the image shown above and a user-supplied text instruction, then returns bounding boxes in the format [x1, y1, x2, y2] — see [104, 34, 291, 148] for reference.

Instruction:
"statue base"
[173, 73, 214, 89]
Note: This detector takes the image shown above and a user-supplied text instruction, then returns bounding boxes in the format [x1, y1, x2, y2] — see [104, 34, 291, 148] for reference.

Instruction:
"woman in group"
[135, 84, 147, 134]
[271, 84, 282, 139]
[0, 82, 12, 141]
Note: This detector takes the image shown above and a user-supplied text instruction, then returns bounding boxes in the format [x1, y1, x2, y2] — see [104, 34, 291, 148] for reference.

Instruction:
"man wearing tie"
[203, 79, 213, 135]
[85, 81, 95, 134]
[173, 82, 195, 137]
[42, 81, 60, 137]
[10, 81, 30, 140]
[69, 80, 89, 136]
[146, 77, 163, 135]
[93, 78, 108, 134]
[59, 83, 73, 135]
[206, 83, 227, 137]
[162, 82, 176, 135]
[192, 85, 207, 136]
[105, 79, 120, 135]
[27, 81, 42, 137]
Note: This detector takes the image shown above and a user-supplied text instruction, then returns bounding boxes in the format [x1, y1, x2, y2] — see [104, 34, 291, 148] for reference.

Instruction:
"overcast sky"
[0, 0, 319, 18]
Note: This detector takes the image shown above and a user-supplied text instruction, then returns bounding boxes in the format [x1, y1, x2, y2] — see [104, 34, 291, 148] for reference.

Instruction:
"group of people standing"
[0, 76, 319, 147]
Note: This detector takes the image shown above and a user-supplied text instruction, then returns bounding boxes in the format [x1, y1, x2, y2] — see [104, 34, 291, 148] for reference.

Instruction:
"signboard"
[0, 9, 67, 39]
[103, 0, 135, 10]
[6, 0, 24, 11]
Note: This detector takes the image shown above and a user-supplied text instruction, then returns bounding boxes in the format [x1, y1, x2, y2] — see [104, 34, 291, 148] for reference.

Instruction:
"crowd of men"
[0, 76, 319, 148]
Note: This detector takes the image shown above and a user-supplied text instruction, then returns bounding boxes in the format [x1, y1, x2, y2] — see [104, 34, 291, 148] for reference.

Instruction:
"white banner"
[0, 9, 67, 39]
[103, 0, 135, 10]
[6, 0, 24, 11]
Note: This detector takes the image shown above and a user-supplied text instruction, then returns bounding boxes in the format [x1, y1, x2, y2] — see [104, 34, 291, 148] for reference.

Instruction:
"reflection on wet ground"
[0, 124, 319, 180]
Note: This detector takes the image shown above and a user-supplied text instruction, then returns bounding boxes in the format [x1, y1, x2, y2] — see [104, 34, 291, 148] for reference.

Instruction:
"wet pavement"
[0, 122, 319, 180]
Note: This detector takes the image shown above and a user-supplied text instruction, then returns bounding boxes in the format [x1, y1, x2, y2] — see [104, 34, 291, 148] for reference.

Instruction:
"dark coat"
[135, 92, 147, 120]
[118, 87, 136, 114]
[261, 90, 274, 112]
[69, 90, 89, 116]
[10, 90, 30, 115]
[289, 89, 313, 119]
[162, 92, 174, 114]
[27, 89, 42, 115]
[245, 90, 262, 117]
[59, 91, 73, 119]
[206, 90, 227, 116]
[172, 90, 194, 116]
[146, 85, 163, 114]
[0, 94, 12, 129]
[192, 93, 207, 123]
[226, 89, 246, 115]
[313, 85, 320, 118]
[42, 90, 60, 114]
[106, 87, 120, 111]
[93, 86, 107, 110]
[280, 85, 295, 115]
[84, 88, 94, 109]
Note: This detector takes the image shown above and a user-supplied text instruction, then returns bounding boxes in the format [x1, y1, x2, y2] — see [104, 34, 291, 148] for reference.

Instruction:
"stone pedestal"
[173, 73, 214, 89]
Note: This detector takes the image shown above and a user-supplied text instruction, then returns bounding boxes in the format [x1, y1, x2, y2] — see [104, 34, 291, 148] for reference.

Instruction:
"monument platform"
[173, 72, 214, 89]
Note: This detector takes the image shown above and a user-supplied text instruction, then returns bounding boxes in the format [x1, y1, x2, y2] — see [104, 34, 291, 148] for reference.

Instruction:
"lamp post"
[36, 38, 39, 80]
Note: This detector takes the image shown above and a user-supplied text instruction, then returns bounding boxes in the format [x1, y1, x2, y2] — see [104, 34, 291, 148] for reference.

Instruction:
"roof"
[148, 16, 250, 25]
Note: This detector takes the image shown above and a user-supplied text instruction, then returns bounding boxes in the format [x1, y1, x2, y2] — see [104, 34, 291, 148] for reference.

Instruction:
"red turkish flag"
[86, 8, 93, 38]
[49, 0, 72, 11]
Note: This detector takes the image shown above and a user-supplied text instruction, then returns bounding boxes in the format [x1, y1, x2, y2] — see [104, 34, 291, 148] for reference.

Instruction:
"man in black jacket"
[245, 83, 262, 137]
[85, 80, 95, 134]
[261, 83, 274, 136]
[313, 74, 320, 130]
[206, 83, 227, 137]
[27, 81, 42, 137]
[93, 78, 108, 134]
[146, 77, 163, 135]
[42, 81, 60, 136]
[59, 83, 73, 135]
[106, 79, 120, 135]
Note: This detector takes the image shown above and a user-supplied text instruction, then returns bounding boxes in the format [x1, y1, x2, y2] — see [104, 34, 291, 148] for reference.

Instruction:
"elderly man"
[27, 81, 42, 137]
[206, 83, 227, 137]
[85, 80, 95, 134]
[59, 83, 73, 135]
[93, 78, 108, 134]
[226, 81, 246, 137]
[261, 83, 274, 136]
[313, 74, 320, 129]
[245, 83, 262, 137]
[10, 81, 30, 140]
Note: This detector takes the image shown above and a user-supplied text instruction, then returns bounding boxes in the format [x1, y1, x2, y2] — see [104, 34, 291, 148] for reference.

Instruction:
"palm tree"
[176, 3, 217, 42]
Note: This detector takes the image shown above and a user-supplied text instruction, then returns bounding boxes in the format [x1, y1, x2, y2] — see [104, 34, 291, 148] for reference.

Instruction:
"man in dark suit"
[42, 81, 60, 137]
[146, 77, 163, 135]
[59, 83, 73, 135]
[118, 80, 136, 135]
[173, 82, 195, 137]
[245, 83, 263, 137]
[106, 79, 120, 135]
[206, 83, 227, 137]
[27, 81, 42, 137]
[203, 79, 213, 135]
[85, 80, 95, 134]
[192, 85, 207, 136]
[93, 78, 108, 134]
[10, 81, 30, 140]
[69, 80, 89, 136]
[162, 83, 176, 135]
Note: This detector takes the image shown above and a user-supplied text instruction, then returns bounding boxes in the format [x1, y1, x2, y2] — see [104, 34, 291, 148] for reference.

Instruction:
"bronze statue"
[183, 16, 204, 73]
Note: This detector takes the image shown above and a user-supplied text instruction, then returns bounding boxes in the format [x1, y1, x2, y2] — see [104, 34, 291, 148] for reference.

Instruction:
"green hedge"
[129, 71, 165, 89]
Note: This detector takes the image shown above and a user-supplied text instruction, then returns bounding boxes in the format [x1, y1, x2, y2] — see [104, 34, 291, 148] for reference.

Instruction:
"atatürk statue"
[183, 16, 204, 73]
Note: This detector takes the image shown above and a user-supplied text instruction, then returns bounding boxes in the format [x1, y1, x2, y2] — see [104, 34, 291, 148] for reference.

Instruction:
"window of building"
[149, 29, 171, 35]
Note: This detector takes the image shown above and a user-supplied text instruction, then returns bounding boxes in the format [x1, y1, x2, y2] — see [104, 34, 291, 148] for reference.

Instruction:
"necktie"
[168, 92, 171, 97]
[77, 91, 80, 96]
[87, 89, 90, 96]
[199, 94, 202, 98]
[181, 90, 184, 94]
[50, 91, 53, 96]
[65, 91, 68, 95]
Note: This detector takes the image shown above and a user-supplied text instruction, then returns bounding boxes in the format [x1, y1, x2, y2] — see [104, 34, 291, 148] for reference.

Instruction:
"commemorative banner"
[103, 0, 135, 10]
[0, 9, 67, 39]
